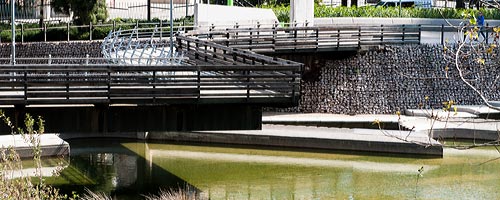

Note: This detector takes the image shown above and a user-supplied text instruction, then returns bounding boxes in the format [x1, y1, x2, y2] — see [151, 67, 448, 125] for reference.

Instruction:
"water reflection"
[47, 139, 500, 199]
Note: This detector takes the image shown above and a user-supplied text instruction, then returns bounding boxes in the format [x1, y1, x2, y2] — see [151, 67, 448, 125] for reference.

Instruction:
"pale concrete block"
[290, 0, 314, 26]
[314, 18, 334, 26]
[392, 18, 412, 25]
[194, 4, 278, 31]
[333, 17, 354, 25]
[353, 17, 391, 25]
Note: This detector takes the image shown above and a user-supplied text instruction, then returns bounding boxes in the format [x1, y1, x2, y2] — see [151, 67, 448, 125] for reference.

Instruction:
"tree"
[443, 11, 500, 112]
[50, 0, 108, 25]
[380, 9, 500, 150]
[40, 0, 46, 27]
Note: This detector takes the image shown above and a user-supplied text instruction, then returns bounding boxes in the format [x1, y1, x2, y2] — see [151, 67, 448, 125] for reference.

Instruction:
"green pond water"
[42, 138, 500, 199]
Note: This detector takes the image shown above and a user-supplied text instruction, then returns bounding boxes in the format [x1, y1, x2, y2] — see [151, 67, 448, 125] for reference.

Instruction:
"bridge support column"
[290, 0, 314, 27]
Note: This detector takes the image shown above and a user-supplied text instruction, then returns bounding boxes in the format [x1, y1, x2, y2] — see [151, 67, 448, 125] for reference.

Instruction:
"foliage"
[267, 5, 500, 23]
[0, 111, 70, 199]
[315, 6, 500, 19]
[261, 4, 290, 24]
[441, 12, 500, 112]
[50, 0, 108, 25]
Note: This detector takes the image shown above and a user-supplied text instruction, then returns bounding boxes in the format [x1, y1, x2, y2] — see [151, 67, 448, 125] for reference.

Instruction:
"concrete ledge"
[0, 134, 70, 158]
[263, 113, 401, 129]
[195, 4, 278, 31]
[146, 125, 443, 157]
[315, 17, 500, 26]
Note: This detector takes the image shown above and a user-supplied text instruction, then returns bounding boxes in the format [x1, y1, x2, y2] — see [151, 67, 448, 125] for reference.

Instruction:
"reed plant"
[0, 111, 71, 199]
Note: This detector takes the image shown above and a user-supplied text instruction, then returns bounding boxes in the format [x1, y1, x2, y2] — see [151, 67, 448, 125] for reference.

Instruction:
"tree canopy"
[51, 0, 108, 25]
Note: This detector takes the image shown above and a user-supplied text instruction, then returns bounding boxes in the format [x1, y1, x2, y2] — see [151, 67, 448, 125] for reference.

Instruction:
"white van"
[375, 0, 433, 8]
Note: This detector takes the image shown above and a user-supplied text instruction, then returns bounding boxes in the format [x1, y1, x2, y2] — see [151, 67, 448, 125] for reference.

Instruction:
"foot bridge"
[0, 24, 419, 133]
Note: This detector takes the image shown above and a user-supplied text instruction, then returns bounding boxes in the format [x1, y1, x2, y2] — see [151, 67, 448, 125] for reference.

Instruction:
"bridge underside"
[0, 104, 262, 134]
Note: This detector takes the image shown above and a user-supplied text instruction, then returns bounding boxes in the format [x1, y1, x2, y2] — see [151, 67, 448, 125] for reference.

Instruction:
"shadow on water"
[51, 138, 201, 200]
[45, 137, 500, 200]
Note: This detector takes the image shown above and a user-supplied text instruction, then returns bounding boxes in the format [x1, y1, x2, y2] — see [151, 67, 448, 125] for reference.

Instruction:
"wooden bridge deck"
[0, 64, 300, 106]
[0, 25, 422, 107]
[190, 24, 421, 53]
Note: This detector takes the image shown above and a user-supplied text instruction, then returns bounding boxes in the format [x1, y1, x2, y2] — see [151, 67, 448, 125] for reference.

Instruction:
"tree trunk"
[351, 0, 358, 7]
[39, 0, 44, 28]
[341, 0, 348, 6]
[455, 0, 465, 8]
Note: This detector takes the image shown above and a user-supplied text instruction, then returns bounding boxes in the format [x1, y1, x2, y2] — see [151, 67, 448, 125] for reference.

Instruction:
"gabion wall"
[270, 44, 499, 114]
[0, 41, 103, 64]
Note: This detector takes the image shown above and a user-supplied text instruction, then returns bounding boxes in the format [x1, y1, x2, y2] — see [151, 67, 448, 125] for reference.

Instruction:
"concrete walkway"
[150, 124, 443, 156]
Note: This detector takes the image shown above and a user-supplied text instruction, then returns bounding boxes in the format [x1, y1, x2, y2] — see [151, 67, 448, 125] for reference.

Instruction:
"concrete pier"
[0, 134, 69, 158]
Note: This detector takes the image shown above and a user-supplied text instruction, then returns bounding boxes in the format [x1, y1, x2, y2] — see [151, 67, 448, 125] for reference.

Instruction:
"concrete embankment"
[0, 134, 69, 158]
[144, 124, 443, 157]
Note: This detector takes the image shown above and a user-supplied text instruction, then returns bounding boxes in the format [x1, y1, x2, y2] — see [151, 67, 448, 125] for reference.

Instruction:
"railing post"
[89, 21, 93, 41]
[24, 65, 27, 102]
[20, 23, 24, 43]
[418, 24, 421, 44]
[337, 29, 340, 49]
[112, 20, 116, 33]
[249, 30, 253, 51]
[292, 69, 296, 104]
[402, 24, 405, 42]
[486, 23, 489, 44]
[246, 69, 250, 101]
[67, 22, 70, 42]
[380, 24, 384, 43]
[226, 29, 230, 47]
[197, 67, 201, 101]
[315, 27, 319, 51]
[273, 21, 278, 51]
[159, 19, 163, 40]
[153, 68, 156, 102]
[85, 54, 89, 65]
[48, 54, 52, 65]
[440, 24, 444, 45]
[107, 65, 111, 101]
[136, 21, 139, 40]
[358, 26, 361, 48]
[65, 64, 69, 99]
[44, 23, 47, 42]
[294, 27, 297, 51]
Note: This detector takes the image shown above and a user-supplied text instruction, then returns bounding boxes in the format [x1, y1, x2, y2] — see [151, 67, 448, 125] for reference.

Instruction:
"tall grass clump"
[144, 187, 202, 200]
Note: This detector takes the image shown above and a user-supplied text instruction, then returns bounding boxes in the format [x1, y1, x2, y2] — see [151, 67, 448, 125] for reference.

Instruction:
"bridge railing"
[191, 24, 421, 52]
[0, 63, 301, 106]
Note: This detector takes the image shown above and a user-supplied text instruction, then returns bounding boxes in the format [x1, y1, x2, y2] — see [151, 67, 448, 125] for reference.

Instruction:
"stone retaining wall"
[270, 44, 500, 114]
[0, 41, 103, 64]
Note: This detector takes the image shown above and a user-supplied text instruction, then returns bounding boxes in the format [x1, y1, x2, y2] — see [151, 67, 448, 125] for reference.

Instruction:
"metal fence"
[0, 0, 195, 24]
